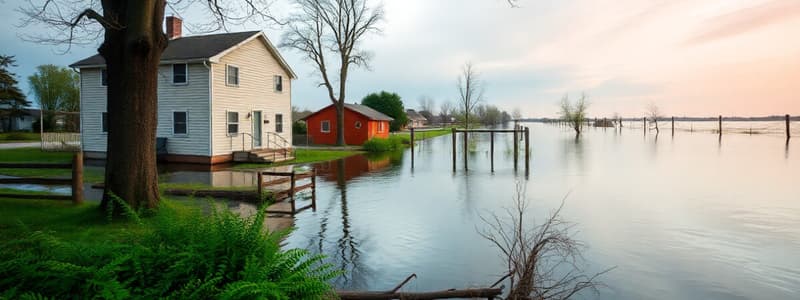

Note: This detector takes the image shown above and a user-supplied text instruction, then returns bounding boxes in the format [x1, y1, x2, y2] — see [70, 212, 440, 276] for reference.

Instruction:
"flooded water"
[280, 122, 800, 299]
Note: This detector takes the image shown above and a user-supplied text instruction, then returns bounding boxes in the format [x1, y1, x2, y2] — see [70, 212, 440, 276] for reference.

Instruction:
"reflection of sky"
[283, 123, 800, 299]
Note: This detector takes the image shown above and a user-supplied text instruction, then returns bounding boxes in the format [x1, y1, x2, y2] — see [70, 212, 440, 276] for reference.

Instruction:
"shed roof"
[302, 103, 394, 122]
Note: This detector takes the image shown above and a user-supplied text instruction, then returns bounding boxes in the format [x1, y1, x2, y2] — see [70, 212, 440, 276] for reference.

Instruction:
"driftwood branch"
[336, 287, 503, 300]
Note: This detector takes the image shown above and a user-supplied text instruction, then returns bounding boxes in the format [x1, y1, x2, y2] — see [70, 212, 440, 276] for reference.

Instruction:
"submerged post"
[513, 127, 519, 170]
[787, 114, 791, 139]
[718, 115, 723, 135]
[671, 116, 675, 135]
[410, 128, 415, 169]
[643, 117, 647, 133]
[451, 128, 456, 172]
[463, 130, 468, 171]
[311, 168, 317, 210]
[71, 152, 83, 204]
[525, 127, 530, 174]
[490, 131, 494, 172]
[290, 171, 296, 214]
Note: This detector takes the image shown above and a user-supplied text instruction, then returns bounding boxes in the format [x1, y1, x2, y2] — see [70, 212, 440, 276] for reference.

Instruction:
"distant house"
[0, 108, 39, 132]
[70, 17, 296, 164]
[406, 109, 428, 128]
[302, 103, 393, 145]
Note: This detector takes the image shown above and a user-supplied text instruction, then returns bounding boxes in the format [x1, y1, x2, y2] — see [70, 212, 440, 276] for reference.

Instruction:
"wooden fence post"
[452, 128, 456, 172]
[257, 172, 263, 199]
[718, 115, 722, 135]
[787, 114, 791, 139]
[311, 168, 317, 210]
[524, 127, 530, 174]
[513, 127, 519, 170]
[290, 171, 296, 214]
[71, 152, 83, 204]
[490, 131, 494, 172]
[643, 117, 647, 133]
[410, 128, 415, 169]
[463, 130, 468, 171]
[671, 117, 675, 135]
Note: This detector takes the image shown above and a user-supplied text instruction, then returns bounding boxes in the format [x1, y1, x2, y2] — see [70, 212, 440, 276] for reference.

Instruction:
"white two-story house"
[70, 17, 295, 164]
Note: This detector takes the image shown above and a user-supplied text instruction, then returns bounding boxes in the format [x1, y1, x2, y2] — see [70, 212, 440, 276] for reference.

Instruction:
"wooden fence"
[258, 168, 316, 215]
[0, 152, 83, 203]
[41, 132, 81, 152]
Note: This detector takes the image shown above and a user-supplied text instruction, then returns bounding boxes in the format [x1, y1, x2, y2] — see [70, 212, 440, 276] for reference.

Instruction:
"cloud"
[686, 0, 800, 45]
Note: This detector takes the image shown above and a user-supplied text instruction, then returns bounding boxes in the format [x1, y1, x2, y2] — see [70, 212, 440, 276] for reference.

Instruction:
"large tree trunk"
[335, 102, 345, 145]
[99, 0, 167, 211]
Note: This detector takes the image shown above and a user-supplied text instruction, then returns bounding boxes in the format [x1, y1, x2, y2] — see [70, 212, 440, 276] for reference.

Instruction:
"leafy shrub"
[2, 132, 37, 141]
[362, 135, 407, 152]
[293, 121, 307, 134]
[0, 200, 339, 299]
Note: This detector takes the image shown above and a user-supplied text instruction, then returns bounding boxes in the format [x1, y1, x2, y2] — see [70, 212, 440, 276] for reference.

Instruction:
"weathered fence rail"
[0, 152, 83, 203]
[444, 126, 530, 174]
[259, 168, 316, 215]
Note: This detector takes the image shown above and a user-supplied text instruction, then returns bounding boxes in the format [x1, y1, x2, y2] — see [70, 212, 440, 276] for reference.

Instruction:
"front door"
[252, 111, 262, 148]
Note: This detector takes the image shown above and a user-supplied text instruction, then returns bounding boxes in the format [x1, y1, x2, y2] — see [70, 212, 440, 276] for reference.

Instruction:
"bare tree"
[439, 100, 454, 124]
[19, 0, 283, 211]
[612, 112, 622, 128]
[480, 183, 610, 300]
[512, 107, 523, 120]
[457, 62, 484, 129]
[281, 0, 384, 146]
[646, 103, 661, 134]
[418, 95, 435, 115]
[559, 94, 589, 136]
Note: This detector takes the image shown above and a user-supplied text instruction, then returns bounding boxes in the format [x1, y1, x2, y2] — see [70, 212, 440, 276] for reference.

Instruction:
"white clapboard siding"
[211, 37, 293, 156]
[79, 64, 211, 156]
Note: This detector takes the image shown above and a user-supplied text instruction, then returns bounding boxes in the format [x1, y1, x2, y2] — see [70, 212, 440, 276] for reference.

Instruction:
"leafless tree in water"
[647, 103, 662, 134]
[457, 62, 485, 129]
[479, 183, 611, 300]
[559, 94, 589, 136]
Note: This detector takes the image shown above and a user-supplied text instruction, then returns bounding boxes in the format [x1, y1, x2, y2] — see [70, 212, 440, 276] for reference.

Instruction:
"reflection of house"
[302, 104, 393, 145]
[315, 154, 392, 182]
[405, 109, 427, 128]
[71, 16, 295, 164]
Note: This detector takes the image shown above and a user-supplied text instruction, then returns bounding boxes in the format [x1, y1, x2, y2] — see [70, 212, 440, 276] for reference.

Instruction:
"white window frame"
[227, 111, 239, 135]
[172, 63, 188, 85]
[321, 120, 330, 133]
[172, 110, 188, 135]
[378, 121, 385, 133]
[226, 64, 239, 86]
[101, 112, 108, 133]
[274, 75, 283, 92]
[355, 121, 362, 129]
[275, 113, 283, 133]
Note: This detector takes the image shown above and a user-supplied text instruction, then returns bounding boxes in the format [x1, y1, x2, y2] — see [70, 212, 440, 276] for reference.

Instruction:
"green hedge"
[362, 135, 408, 152]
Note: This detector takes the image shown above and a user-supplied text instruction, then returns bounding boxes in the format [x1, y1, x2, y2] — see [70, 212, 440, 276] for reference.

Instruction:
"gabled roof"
[406, 109, 427, 121]
[69, 31, 296, 78]
[302, 103, 394, 122]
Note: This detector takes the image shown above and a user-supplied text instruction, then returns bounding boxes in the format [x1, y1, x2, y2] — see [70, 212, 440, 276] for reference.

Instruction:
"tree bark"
[335, 102, 346, 145]
[99, 0, 167, 211]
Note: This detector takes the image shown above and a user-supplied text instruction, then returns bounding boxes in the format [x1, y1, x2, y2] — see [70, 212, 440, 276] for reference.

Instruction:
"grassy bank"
[0, 132, 40, 143]
[233, 148, 362, 169]
[0, 197, 338, 298]
[0, 147, 104, 183]
[393, 127, 454, 141]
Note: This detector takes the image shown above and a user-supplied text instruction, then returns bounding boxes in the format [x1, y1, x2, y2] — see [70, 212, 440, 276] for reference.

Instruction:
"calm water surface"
[282, 122, 799, 299]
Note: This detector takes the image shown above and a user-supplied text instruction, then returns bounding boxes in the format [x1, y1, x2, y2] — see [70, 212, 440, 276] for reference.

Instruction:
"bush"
[2, 132, 37, 141]
[293, 121, 307, 134]
[0, 200, 339, 299]
[362, 135, 407, 152]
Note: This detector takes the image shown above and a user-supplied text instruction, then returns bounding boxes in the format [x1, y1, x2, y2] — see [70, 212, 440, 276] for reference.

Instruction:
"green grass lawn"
[0, 132, 40, 142]
[233, 148, 362, 169]
[0, 147, 104, 183]
[394, 127, 454, 141]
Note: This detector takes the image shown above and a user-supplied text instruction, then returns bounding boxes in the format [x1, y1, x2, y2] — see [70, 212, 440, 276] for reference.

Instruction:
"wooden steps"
[233, 148, 294, 163]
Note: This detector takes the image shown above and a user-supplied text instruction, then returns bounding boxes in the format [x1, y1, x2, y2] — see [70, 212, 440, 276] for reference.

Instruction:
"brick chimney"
[166, 16, 182, 39]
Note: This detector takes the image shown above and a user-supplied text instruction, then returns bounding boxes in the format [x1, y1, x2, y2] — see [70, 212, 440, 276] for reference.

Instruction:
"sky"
[1, 0, 799, 118]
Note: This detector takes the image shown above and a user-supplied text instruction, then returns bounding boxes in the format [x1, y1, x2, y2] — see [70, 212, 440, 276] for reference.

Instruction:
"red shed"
[302, 103, 393, 145]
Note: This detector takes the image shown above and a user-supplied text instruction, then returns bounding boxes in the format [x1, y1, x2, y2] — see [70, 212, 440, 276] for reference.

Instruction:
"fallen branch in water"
[336, 273, 503, 300]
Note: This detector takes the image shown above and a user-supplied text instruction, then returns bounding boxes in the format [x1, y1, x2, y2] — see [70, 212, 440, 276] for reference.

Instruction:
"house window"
[101, 69, 108, 86]
[226, 65, 239, 86]
[172, 64, 187, 84]
[321, 120, 330, 133]
[275, 113, 283, 133]
[101, 112, 108, 133]
[173, 111, 187, 134]
[355, 121, 362, 129]
[274, 75, 283, 92]
[227, 111, 239, 134]
[378, 122, 384, 132]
